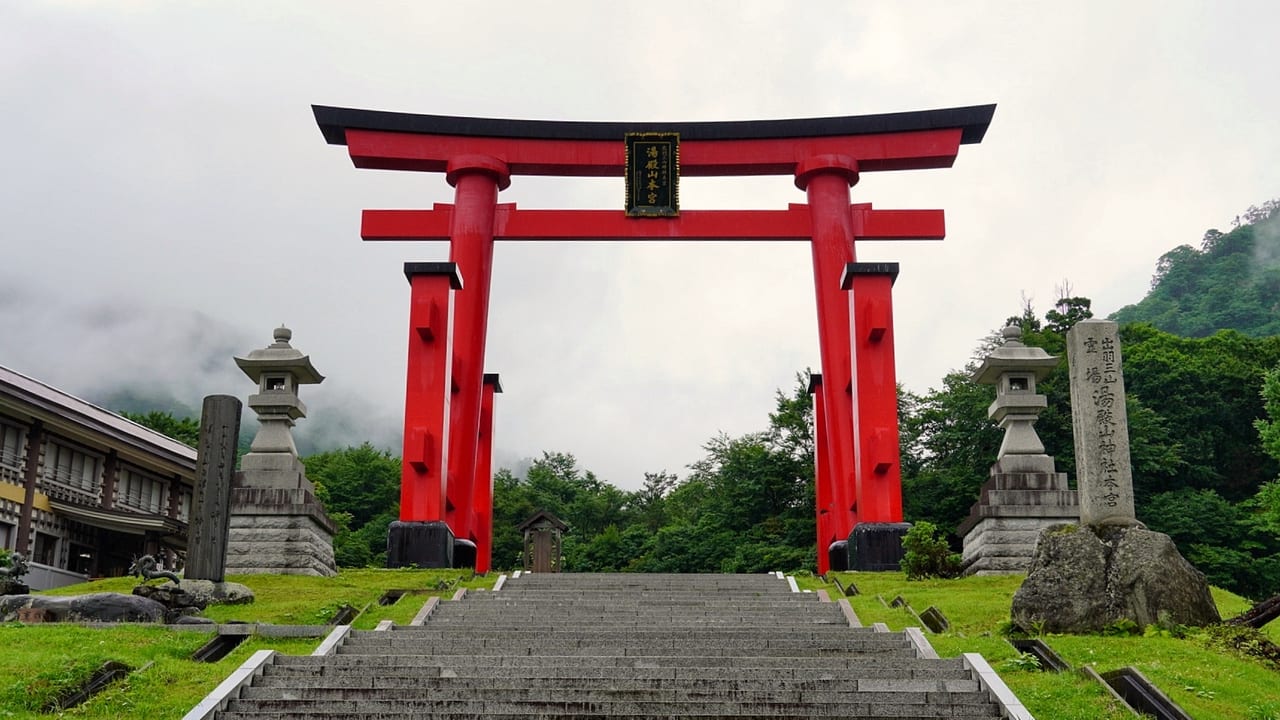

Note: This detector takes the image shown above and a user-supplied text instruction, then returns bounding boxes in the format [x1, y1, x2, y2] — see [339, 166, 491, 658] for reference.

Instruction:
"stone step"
[442, 594, 816, 601]
[423, 617, 838, 624]
[241, 681, 977, 696]
[338, 636, 909, 649]
[250, 676, 979, 693]
[266, 654, 958, 674]
[350, 630, 864, 642]
[333, 646, 920, 659]
[224, 698, 1003, 717]
[219, 708, 1001, 720]
[349, 625, 880, 637]
[425, 610, 835, 618]
[424, 610, 842, 620]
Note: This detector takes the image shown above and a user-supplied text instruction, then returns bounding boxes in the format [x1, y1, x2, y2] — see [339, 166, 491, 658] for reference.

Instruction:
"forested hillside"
[1112, 200, 1280, 336]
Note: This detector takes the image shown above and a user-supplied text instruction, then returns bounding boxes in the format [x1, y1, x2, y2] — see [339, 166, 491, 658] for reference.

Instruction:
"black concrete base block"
[452, 538, 477, 569]
[850, 522, 912, 571]
[386, 521, 454, 569]
[827, 540, 849, 572]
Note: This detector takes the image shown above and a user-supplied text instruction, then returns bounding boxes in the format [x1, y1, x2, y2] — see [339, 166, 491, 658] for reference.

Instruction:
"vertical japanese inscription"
[625, 132, 679, 217]
[1066, 320, 1138, 526]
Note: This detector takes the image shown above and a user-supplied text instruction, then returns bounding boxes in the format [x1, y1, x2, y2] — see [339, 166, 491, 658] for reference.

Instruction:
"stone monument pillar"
[185, 395, 242, 582]
[224, 327, 337, 576]
[1011, 319, 1218, 633]
[1066, 319, 1138, 525]
[958, 325, 1079, 574]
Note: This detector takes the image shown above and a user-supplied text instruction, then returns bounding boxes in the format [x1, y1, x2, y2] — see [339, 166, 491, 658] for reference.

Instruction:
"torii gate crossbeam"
[314, 103, 994, 574]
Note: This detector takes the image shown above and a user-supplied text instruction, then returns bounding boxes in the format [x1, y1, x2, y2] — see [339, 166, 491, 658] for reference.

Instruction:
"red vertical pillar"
[399, 263, 461, 522]
[842, 262, 909, 570]
[389, 262, 462, 569]
[473, 373, 502, 573]
[808, 373, 836, 575]
[444, 156, 510, 549]
[842, 263, 903, 522]
[796, 155, 860, 550]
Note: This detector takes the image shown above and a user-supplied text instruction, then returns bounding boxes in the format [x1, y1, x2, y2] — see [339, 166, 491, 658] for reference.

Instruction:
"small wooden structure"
[518, 510, 567, 573]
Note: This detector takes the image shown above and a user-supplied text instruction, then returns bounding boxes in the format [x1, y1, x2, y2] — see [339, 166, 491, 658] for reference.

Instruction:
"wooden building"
[0, 365, 196, 589]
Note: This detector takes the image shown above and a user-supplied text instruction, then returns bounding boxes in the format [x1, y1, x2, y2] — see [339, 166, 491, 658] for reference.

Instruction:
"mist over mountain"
[0, 278, 401, 456]
[1112, 200, 1280, 336]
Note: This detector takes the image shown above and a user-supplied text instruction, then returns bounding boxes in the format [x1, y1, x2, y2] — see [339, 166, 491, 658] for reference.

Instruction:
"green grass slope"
[818, 572, 1280, 720]
[1, 569, 491, 719]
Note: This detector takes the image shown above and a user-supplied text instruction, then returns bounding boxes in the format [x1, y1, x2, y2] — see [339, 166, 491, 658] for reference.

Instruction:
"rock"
[172, 614, 217, 625]
[0, 593, 168, 623]
[1012, 524, 1220, 633]
[0, 581, 30, 596]
[133, 584, 207, 611]
[173, 579, 255, 606]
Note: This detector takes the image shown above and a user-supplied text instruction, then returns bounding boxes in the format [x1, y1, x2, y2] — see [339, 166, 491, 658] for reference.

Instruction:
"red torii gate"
[314, 104, 994, 574]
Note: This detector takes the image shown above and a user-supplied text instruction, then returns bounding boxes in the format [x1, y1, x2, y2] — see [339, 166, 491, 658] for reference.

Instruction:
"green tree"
[1121, 324, 1280, 501]
[491, 467, 535, 570]
[304, 443, 401, 567]
[899, 371, 1001, 532]
[120, 410, 200, 447]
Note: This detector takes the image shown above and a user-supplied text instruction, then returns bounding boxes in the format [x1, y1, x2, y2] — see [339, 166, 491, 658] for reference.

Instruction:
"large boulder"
[1011, 523, 1220, 633]
[0, 593, 168, 623]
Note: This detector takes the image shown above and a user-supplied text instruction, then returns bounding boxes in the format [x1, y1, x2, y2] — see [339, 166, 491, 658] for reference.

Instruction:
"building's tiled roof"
[0, 364, 197, 468]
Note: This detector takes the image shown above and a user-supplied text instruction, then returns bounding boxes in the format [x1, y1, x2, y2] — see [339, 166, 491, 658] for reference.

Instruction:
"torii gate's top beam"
[312, 104, 995, 178]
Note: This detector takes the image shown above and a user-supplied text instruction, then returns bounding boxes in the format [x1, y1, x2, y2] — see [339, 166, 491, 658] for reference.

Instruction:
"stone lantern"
[224, 326, 337, 576]
[234, 326, 324, 481]
[957, 325, 1079, 575]
[972, 325, 1059, 472]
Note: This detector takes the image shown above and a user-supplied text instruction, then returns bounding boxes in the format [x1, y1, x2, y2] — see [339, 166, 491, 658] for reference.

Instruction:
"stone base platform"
[962, 517, 1066, 574]
[225, 487, 337, 577]
[959, 464, 1080, 575]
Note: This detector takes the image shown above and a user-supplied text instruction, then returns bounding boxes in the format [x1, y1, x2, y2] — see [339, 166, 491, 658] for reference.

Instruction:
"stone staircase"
[208, 573, 1027, 719]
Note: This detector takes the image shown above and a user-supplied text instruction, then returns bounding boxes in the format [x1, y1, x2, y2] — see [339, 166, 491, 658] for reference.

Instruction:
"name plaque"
[625, 132, 679, 217]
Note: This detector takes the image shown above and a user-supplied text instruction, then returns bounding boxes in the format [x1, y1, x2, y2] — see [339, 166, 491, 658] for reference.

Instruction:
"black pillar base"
[850, 522, 911, 571]
[386, 521, 454, 569]
[827, 540, 849, 572]
[452, 538, 477, 569]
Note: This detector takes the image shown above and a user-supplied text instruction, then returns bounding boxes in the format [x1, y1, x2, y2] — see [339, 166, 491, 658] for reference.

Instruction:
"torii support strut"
[314, 104, 994, 571]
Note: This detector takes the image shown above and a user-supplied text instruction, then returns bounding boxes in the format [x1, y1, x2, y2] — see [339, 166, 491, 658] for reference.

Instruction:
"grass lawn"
[2, 568, 494, 719]
[813, 571, 1280, 720]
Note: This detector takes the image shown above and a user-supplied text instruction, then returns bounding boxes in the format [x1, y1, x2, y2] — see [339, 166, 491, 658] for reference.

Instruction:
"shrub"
[901, 521, 962, 580]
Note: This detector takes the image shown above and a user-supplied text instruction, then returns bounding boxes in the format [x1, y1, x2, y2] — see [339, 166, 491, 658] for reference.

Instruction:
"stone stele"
[1011, 523, 1219, 633]
[1066, 319, 1137, 526]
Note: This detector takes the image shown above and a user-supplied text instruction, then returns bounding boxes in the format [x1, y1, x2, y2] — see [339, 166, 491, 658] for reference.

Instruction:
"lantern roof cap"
[972, 325, 1059, 385]
[235, 325, 325, 385]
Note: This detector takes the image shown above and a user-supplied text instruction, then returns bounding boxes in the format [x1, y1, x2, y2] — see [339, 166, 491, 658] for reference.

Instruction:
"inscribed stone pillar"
[1066, 320, 1137, 526]
[186, 395, 241, 582]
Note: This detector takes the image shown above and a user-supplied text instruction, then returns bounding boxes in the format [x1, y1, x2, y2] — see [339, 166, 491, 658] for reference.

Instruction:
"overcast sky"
[2, 2, 1278, 490]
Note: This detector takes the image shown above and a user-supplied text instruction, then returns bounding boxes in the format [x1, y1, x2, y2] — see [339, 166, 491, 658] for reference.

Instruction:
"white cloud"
[2, 0, 1278, 488]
